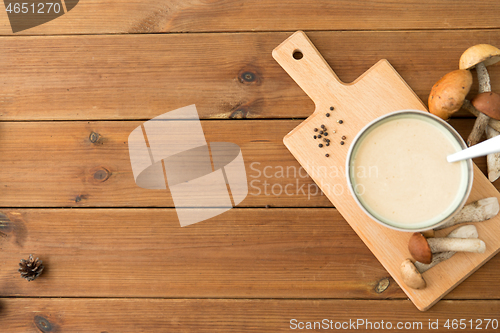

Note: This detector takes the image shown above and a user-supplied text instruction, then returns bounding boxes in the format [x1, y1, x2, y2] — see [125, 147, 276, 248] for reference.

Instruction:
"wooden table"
[0, 1, 499, 331]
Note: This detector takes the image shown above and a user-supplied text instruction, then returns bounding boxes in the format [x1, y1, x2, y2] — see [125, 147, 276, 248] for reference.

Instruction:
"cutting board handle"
[272, 31, 347, 109]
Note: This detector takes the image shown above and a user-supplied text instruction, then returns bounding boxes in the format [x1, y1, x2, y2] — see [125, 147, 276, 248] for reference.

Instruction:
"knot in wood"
[375, 277, 390, 294]
[34, 315, 53, 332]
[240, 71, 256, 83]
[89, 131, 101, 143]
[93, 168, 110, 182]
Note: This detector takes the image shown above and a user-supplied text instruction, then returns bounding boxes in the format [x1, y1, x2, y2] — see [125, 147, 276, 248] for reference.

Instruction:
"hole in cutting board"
[293, 50, 303, 60]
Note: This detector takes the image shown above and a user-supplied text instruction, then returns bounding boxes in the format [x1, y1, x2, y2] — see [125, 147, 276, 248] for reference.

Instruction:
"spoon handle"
[448, 134, 500, 162]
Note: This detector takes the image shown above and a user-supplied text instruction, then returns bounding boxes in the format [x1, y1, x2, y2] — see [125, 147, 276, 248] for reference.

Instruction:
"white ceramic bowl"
[345, 110, 473, 232]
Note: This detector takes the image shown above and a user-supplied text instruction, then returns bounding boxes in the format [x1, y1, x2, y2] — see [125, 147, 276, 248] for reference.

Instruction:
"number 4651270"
[444, 319, 499, 330]
[5, 3, 61, 14]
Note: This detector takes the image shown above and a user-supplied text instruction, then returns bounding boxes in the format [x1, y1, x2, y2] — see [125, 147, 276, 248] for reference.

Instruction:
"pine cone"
[18, 254, 44, 281]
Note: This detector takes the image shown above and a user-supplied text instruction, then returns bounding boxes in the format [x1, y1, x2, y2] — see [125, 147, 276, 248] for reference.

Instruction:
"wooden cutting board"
[273, 31, 500, 311]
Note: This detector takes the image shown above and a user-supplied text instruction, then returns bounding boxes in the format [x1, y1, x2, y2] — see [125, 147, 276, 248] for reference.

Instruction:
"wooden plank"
[0, 31, 499, 120]
[0, 118, 494, 208]
[0, 119, 329, 207]
[0, 0, 500, 35]
[0, 298, 499, 332]
[0, 208, 499, 299]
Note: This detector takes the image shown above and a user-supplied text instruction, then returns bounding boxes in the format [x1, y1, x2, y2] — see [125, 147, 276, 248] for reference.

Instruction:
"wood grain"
[0, 31, 499, 120]
[274, 31, 500, 311]
[0, 118, 493, 208]
[0, 299, 499, 332]
[0, 208, 499, 299]
[0, 0, 498, 328]
[0, 0, 499, 35]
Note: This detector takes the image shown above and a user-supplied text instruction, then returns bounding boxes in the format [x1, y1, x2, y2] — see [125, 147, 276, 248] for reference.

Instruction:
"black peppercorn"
[326, 113, 330, 117]
[314, 135, 317, 139]
[324, 132, 328, 136]
[342, 136, 346, 140]
[321, 125, 325, 129]
[323, 138, 327, 142]
[338, 120, 343, 124]
[319, 131, 323, 135]
[326, 143, 330, 146]
[314, 128, 318, 132]
[325, 154, 329, 157]
[340, 141, 345, 145]
[330, 106, 334, 111]
[319, 144, 323, 148]
[317, 135, 322, 138]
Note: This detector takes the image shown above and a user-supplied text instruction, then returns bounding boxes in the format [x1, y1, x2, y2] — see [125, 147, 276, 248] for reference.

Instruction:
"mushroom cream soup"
[349, 113, 469, 229]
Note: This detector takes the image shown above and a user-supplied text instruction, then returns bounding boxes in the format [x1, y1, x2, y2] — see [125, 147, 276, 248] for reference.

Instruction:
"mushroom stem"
[476, 62, 492, 93]
[427, 238, 485, 253]
[486, 126, 500, 182]
[415, 225, 478, 273]
[467, 62, 492, 146]
[446, 224, 480, 238]
[414, 252, 454, 273]
[468, 113, 490, 146]
[463, 100, 500, 133]
[435, 197, 499, 230]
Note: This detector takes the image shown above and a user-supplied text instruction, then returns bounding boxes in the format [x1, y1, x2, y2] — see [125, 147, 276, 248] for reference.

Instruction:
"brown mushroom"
[428, 69, 473, 120]
[463, 99, 500, 132]
[472, 92, 500, 120]
[408, 232, 485, 264]
[401, 225, 479, 289]
[400, 259, 426, 289]
[459, 44, 500, 146]
[459, 44, 500, 72]
[408, 233, 432, 264]
[414, 225, 479, 272]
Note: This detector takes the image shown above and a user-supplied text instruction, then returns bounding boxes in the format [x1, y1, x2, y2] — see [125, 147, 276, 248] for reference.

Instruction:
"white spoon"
[447, 134, 500, 162]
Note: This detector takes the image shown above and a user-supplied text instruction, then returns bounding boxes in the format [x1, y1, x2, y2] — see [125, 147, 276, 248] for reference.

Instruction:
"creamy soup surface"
[352, 116, 465, 226]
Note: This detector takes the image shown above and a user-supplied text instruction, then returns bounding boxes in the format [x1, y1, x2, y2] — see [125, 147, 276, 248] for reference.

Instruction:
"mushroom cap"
[408, 232, 432, 264]
[459, 44, 500, 70]
[400, 259, 426, 289]
[428, 69, 473, 120]
[472, 92, 500, 120]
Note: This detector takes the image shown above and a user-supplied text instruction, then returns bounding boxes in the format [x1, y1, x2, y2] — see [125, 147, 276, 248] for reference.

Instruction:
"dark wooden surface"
[1, 208, 500, 300]
[0, 1, 499, 331]
[0, 31, 499, 121]
[0, 0, 499, 35]
[0, 119, 494, 208]
[1, 299, 500, 332]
